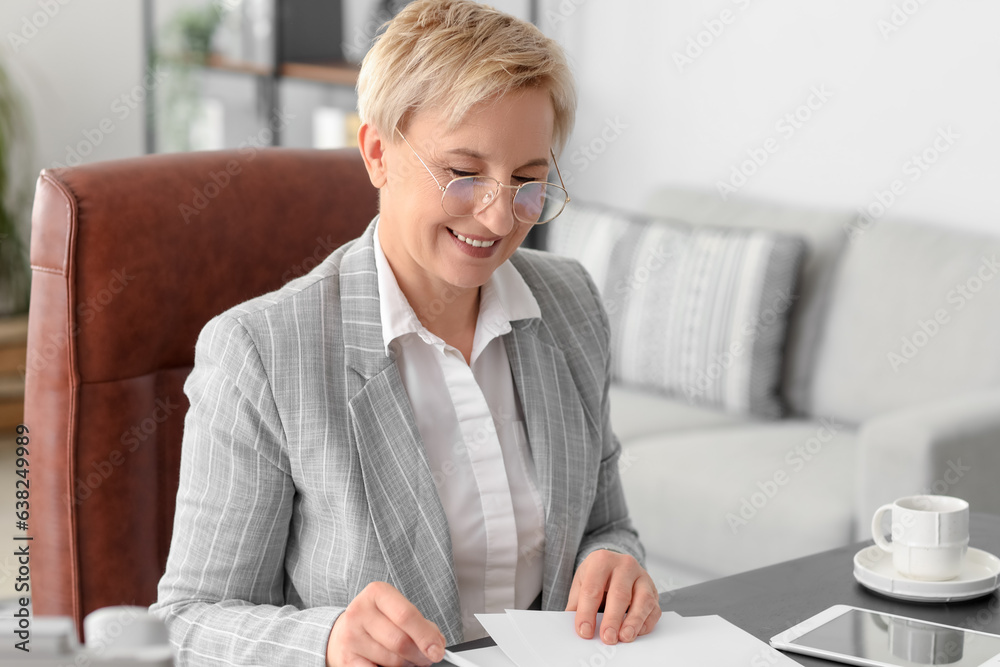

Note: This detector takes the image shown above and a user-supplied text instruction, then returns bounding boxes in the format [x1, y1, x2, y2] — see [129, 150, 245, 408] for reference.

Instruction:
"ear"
[358, 122, 388, 189]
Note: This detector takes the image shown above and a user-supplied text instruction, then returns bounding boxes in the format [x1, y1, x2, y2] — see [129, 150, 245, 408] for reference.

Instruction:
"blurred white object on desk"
[0, 605, 174, 666]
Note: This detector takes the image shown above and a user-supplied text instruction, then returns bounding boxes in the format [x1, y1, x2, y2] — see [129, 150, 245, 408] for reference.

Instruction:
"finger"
[349, 626, 411, 667]
[637, 604, 663, 637]
[573, 564, 612, 640]
[364, 607, 437, 667]
[373, 585, 446, 664]
[598, 568, 635, 645]
[565, 565, 584, 611]
[617, 581, 660, 643]
[345, 657, 379, 667]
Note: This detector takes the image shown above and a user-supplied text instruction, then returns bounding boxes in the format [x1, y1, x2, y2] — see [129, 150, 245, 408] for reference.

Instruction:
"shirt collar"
[372, 217, 541, 358]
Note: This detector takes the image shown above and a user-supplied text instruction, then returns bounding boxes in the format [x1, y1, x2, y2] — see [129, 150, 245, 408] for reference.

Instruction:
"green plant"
[153, 5, 225, 152]
[172, 6, 224, 65]
[0, 57, 32, 316]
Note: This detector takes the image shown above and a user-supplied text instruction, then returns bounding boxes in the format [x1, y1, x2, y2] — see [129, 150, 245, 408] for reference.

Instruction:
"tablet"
[770, 605, 1000, 667]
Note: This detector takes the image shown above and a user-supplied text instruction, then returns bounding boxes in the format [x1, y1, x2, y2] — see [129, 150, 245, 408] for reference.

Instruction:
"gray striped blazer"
[150, 218, 645, 666]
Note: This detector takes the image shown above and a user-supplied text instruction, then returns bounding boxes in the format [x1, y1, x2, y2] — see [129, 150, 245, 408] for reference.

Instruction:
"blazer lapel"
[339, 221, 463, 644]
[504, 318, 593, 612]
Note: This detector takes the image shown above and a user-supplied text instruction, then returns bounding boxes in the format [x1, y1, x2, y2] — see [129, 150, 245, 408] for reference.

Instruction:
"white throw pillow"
[546, 200, 805, 418]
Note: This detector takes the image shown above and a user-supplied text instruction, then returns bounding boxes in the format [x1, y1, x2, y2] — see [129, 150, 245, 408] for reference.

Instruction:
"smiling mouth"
[448, 228, 498, 248]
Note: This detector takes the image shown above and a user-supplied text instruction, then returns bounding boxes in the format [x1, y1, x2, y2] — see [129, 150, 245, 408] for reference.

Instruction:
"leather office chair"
[24, 148, 379, 640]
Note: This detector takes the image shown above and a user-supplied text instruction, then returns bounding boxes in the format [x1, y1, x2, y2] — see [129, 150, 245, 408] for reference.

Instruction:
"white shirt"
[372, 220, 546, 641]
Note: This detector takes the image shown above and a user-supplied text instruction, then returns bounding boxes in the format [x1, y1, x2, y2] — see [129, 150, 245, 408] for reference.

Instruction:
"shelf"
[0, 314, 28, 346]
[146, 0, 367, 153]
[0, 314, 27, 432]
[0, 314, 28, 376]
[0, 401, 23, 432]
[205, 52, 274, 77]
[279, 61, 360, 87]
[0, 376, 22, 400]
[201, 53, 361, 87]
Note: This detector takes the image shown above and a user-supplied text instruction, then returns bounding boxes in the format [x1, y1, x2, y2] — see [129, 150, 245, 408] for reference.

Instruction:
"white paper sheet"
[503, 610, 685, 666]
[460, 609, 802, 667]
[444, 646, 517, 667]
[474, 613, 542, 667]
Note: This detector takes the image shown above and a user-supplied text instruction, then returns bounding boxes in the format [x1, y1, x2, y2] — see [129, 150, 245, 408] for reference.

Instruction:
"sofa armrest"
[855, 390, 1000, 540]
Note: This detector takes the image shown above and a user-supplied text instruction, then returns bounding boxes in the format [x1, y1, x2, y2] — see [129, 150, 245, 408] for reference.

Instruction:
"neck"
[376, 220, 482, 339]
[417, 285, 480, 344]
[395, 269, 480, 360]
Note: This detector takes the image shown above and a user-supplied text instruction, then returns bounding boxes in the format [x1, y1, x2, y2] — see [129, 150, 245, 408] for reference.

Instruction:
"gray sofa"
[546, 187, 1000, 590]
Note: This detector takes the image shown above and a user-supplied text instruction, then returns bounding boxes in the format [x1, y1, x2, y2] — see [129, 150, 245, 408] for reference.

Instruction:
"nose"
[473, 183, 517, 237]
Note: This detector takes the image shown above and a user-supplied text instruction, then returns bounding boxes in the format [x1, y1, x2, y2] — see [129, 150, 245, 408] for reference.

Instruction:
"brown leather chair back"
[24, 148, 378, 639]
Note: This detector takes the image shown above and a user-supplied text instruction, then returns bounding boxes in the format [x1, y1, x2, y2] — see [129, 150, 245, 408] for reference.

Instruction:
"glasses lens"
[514, 183, 568, 224]
[441, 177, 474, 216]
[442, 177, 501, 217]
[442, 177, 568, 223]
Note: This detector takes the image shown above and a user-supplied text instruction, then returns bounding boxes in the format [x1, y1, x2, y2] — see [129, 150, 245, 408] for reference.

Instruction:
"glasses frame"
[394, 127, 571, 225]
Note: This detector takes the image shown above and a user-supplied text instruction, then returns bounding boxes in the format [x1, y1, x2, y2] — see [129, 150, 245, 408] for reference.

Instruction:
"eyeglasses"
[395, 127, 571, 225]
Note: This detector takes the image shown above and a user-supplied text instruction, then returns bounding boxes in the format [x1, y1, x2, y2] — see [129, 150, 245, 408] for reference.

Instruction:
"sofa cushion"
[609, 383, 743, 442]
[617, 418, 857, 577]
[641, 186, 853, 418]
[548, 200, 806, 418]
[810, 219, 1000, 424]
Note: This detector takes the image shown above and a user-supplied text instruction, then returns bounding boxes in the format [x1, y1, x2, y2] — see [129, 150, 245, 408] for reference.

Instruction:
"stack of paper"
[443, 610, 802, 666]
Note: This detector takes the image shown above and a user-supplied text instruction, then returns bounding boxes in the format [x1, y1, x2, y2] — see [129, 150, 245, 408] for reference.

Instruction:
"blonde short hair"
[357, 0, 576, 153]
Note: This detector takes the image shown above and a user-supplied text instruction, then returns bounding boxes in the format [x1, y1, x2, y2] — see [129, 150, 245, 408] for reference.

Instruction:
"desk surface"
[450, 514, 1000, 665]
[661, 512, 1000, 666]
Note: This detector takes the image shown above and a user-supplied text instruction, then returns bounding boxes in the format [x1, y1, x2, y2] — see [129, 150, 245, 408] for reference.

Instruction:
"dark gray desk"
[447, 514, 1000, 665]
[660, 512, 1000, 665]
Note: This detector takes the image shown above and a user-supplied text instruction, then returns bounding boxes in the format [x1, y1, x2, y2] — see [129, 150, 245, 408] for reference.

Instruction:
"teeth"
[451, 229, 496, 248]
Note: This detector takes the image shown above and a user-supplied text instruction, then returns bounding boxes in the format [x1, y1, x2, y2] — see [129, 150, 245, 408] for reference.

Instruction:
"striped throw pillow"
[546, 201, 805, 418]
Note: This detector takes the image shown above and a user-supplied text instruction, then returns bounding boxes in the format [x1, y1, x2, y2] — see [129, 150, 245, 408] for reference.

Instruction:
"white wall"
[5, 1, 998, 235]
[542, 0, 1000, 235]
[1, 1, 145, 170]
[1, 0, 145, 248]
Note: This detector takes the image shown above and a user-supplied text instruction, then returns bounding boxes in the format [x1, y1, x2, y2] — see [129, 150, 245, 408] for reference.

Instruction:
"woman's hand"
[565, 549, 662, 645]
[326, 581, 446, 667]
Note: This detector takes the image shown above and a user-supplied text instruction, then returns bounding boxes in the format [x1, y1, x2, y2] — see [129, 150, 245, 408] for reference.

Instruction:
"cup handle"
[872, 503, 895, 553]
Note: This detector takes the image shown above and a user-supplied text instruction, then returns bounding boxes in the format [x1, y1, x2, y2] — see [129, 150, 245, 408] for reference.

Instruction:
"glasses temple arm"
[550, 148, 571, 203]
[395, 127, 446, 191]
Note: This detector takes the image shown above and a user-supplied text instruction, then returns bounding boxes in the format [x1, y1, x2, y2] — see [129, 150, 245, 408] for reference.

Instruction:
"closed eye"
[448, 169, 544, 184]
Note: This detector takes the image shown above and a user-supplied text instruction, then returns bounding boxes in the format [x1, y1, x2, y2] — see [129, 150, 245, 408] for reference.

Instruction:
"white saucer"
[854, 545, 1000, 602]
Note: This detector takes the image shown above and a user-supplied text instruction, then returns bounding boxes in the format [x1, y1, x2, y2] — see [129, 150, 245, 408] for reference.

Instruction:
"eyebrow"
[445, 147, 550, 169]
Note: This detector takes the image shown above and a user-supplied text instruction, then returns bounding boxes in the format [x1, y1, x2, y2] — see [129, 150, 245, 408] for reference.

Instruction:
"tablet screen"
[792, 609, 1000, 666]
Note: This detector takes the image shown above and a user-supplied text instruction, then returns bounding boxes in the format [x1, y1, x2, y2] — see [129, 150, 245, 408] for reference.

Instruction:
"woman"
[150, 2, 660, 666]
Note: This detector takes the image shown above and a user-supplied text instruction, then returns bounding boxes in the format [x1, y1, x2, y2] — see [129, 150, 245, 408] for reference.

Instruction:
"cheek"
[386, 163, 439, 204]
[513, 223, 533, 246]
[499, 225, 532, 259]
[414, 176, 445, 203]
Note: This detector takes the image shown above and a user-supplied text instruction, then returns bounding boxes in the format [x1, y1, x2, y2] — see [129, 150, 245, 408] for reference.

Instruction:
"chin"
[448, 271, 491, 290]
[443, 265, 495, 289]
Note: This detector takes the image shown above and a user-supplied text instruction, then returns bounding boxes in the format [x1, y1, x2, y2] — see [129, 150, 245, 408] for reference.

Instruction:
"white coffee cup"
[83, 605, 170, 655]
[871, 495, 969, 581]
